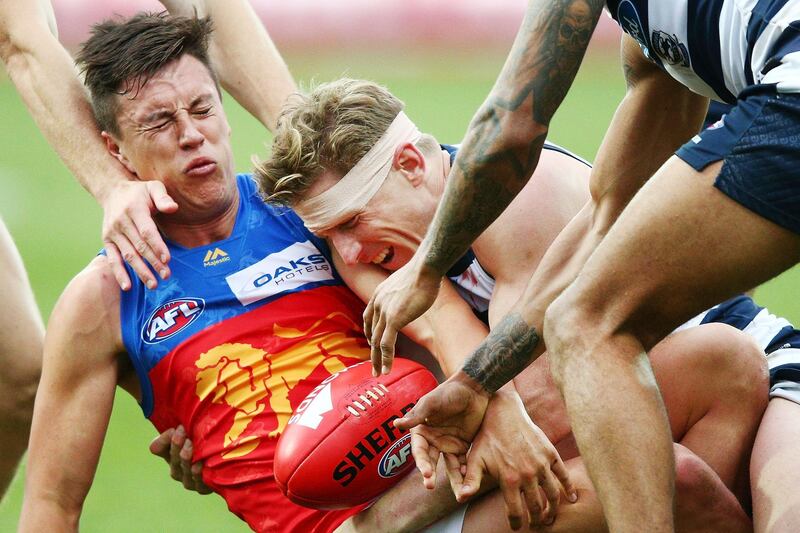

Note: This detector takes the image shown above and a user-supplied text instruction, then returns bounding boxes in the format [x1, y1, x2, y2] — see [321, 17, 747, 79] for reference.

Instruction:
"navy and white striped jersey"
[675, 295, 800, 403]
[606, 0, 800, 103]
[441, 142, 591, 323]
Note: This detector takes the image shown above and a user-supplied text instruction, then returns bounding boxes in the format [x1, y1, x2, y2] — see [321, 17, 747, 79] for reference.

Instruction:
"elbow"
[469, 98, 549, 159]
[0, 27, 31, 69]
[0, 28, 16, 65]
[0, 14, 57, 67]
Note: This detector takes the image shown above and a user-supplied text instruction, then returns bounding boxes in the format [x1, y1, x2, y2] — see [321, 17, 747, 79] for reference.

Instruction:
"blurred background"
[1, 0, 798, 530]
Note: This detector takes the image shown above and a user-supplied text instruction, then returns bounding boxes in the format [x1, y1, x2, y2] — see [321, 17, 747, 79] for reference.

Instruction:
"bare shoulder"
[48, 256, 123, 353]
[474, 147, 590, 280]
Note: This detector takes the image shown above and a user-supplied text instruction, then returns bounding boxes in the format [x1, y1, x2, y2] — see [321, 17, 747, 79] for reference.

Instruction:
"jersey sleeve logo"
[651, 30, 689, 67]
[141, 297, 205, 344]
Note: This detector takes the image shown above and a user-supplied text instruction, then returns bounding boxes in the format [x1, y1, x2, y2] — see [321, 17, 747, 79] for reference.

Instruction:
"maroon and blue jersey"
[118, 174, 370, 532]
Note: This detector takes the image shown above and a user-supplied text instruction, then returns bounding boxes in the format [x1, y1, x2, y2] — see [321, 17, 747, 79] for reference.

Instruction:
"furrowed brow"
[143, 109, 175, 123]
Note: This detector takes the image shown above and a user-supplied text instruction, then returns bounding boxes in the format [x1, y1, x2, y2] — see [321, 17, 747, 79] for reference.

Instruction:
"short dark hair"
[76, 11, 217, 136]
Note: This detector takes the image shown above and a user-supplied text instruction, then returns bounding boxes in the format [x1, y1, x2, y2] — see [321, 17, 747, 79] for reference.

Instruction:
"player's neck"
[429, 148, 450, 198]
[158, 188, 241, 248]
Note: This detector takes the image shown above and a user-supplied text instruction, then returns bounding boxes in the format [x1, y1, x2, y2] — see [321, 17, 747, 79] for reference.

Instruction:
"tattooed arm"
[363, 0, 606, 368]
[457, 35, 709, 392]
[158, 0, 295, 131]
[421, 0, 604, 270]
[394, 37, 707, 525]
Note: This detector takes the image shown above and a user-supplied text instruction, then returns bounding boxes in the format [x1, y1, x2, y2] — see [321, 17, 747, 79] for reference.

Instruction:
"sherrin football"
[274, 358, 437, 509]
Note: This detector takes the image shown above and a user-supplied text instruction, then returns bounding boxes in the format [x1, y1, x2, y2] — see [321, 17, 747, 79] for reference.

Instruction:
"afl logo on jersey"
[651, 31, 689, 67]
[142, 298, 205, 344]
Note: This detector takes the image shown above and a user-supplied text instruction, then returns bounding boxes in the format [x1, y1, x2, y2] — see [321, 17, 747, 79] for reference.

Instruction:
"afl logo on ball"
[142, 298, 205, 344]
[378, 433, 413, 478]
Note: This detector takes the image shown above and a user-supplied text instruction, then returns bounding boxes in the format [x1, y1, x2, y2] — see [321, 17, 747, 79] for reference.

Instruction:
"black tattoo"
[423, 0, 605, 273]
[623, 62, 642, 90]
[463, 313, 541, 393]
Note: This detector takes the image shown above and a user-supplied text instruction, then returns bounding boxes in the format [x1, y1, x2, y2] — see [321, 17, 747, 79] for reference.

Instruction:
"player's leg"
[652, 323, 768, 497]
[544, 154, 800, 532]
[751, 398, 800, 533]
[460, 448, 750, 533]
[0, 220, 44, 496]
[516, 323, 767, 484]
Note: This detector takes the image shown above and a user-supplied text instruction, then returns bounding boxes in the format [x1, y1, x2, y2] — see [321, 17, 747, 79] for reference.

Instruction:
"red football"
[274, 358, 437, 509]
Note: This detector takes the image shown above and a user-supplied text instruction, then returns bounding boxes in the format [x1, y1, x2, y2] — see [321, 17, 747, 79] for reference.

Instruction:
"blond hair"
[255, 78, 436, 206]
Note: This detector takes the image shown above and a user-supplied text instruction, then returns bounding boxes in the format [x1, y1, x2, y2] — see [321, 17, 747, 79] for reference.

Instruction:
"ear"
[391, 142, 426, 187]
[101, 131, 137, 176]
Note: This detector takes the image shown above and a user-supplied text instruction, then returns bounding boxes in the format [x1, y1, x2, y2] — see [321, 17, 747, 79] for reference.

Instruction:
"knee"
[544, 284, 634, 386]
[543, 291, 592, 385]
[673, 444, 751, 532]
[674, 445, 714, 498]
[695, 324, 768, 410]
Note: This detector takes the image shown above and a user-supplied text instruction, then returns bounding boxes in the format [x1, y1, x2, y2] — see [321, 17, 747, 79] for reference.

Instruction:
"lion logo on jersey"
[194, 312, 369, 459]
[651, 30, 689, 67]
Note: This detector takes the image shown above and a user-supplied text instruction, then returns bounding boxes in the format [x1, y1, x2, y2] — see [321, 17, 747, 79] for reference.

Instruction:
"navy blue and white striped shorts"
[677, 84, 800, 235]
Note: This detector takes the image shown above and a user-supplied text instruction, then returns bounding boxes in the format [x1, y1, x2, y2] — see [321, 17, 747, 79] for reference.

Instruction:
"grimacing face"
[310, 167, 437, 271]
[104, 54, 236, 221]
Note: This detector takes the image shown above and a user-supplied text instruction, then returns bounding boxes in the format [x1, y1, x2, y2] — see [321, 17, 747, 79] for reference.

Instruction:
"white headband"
[295, 111, 421, 233]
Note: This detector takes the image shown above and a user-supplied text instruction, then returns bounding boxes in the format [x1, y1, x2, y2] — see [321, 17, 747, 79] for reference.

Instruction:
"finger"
[458, 456, 485, 502]
[113, 229, 159, 289]
[551, 456, 578, 503]
[443, 452, 465, 496]
[169, 426, 187, 481]
[500, 478, 526, 531]
[363, 298, 375, 363]
[524, 484, 545, 528]
[149, 428, 174, 460]
[369, 313, 386, 371]
[191, 462, 212, 495]
[127, 210, 171, 279]
[409, 430, 435, 481]
[379, 325, 398, 375]
[147, 181, 179, 214]
[540, 470, 562, 526]
[393, 401, 430, 431]
[181, 439, 194, 489]
[103, 242, 132, 291]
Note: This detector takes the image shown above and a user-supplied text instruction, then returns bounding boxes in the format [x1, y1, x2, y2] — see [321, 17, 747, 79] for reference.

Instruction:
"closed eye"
[340, 216, 359, 230]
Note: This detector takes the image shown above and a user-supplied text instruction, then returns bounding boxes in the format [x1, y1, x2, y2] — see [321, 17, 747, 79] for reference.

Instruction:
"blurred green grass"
[1, 45, 798, 531]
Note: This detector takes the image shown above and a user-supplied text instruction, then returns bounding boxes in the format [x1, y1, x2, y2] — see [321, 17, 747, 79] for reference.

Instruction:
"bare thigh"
[0, 220, 43, 378]
[652, 324, 767, 492]
[565, 157, 800, 347]
[751, 398, 800, 533]
[0, 219, 44, 493]
[462, 457, 604, 533]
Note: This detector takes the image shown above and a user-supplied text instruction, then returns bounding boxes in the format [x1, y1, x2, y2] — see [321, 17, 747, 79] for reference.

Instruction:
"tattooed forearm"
[462, 312, 541, 393]
[421, 0, 605, 274]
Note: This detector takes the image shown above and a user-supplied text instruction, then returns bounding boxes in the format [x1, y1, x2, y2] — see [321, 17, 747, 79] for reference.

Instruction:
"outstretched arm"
[0, 0, 177, 290]
[19, 259, 123, 532]
[158, 0, 296, 131]
[335, 253, 574, 528]
[455, 35, 709, 394]
[363, 0, 606, 360]
[394, 35, 708, 526]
